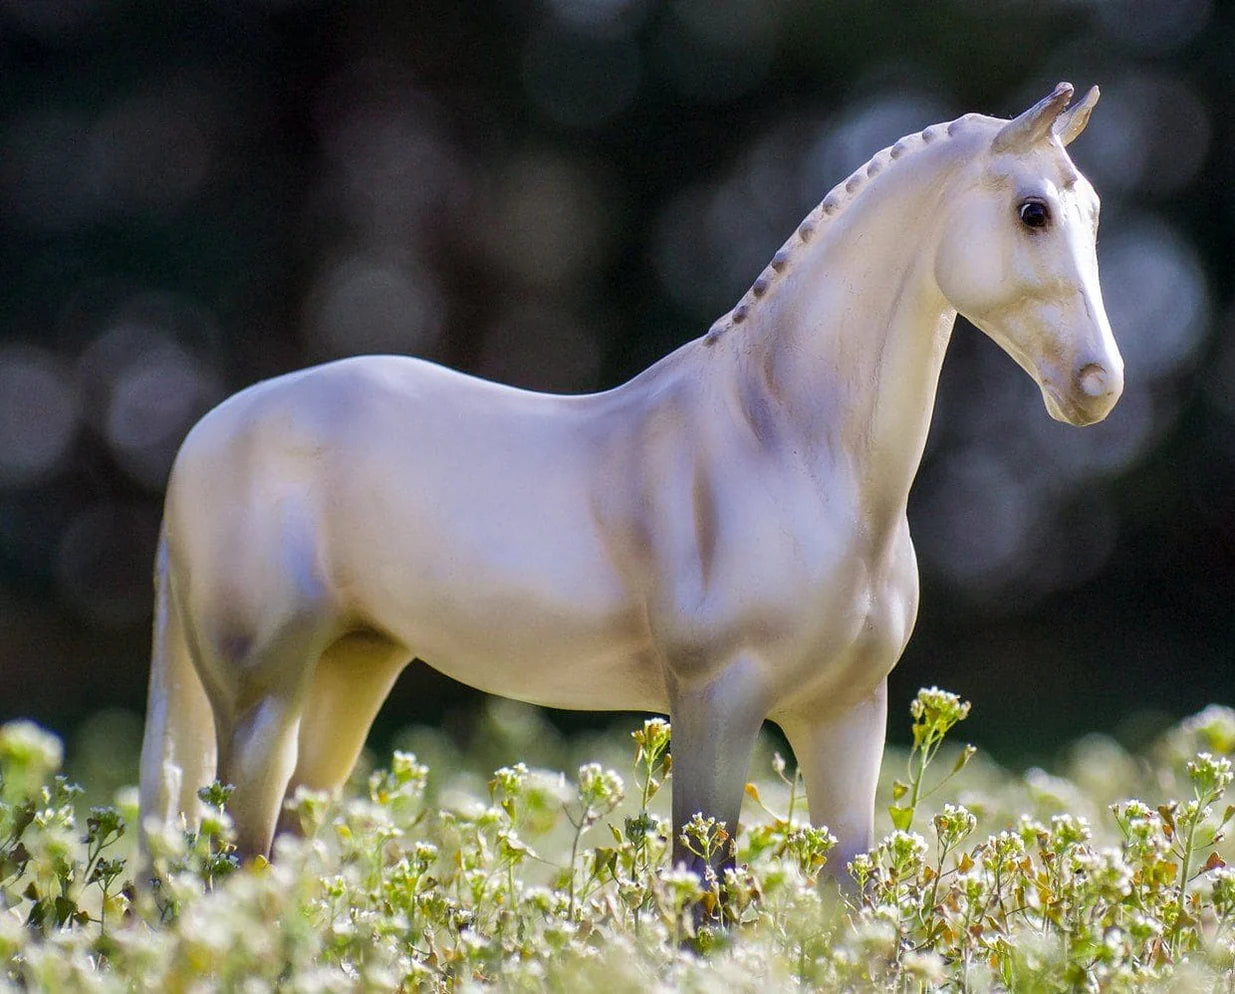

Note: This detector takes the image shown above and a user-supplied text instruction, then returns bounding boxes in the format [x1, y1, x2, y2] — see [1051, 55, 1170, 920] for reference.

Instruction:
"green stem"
[566, 805, 591, 920]
[1177, 818, 1196, 938]
[904, 737, 932, 827]
[924, 841, 949, 926]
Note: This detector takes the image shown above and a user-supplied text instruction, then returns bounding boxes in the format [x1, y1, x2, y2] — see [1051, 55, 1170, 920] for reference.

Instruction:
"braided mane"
[705, 113, 982, 342]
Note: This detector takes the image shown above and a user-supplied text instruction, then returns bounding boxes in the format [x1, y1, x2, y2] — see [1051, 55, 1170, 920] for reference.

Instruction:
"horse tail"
[138, 521, 216, 858]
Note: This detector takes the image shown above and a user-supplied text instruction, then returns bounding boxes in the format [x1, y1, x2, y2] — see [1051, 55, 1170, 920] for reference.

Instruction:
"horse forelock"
[705, 111, 1001, 343]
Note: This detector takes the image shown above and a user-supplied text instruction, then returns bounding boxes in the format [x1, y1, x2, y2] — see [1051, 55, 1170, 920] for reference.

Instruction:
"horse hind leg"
[274, 630, 411, 839]
[204, 609, 340, 860]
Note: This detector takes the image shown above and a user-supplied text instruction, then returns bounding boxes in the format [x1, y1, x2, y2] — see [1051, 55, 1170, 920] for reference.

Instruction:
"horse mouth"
[1043, 387, 1111, 427]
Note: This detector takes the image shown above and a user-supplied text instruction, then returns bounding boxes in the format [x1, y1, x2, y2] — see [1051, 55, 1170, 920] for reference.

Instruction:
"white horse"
[139, 83, 1121, 876]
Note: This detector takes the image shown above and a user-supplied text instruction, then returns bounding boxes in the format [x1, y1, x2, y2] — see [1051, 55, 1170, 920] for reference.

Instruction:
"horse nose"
[1077, 362, 1114, 399]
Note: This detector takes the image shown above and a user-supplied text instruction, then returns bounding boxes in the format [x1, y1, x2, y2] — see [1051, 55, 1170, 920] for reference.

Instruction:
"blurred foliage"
[0, 0, 1233, 761]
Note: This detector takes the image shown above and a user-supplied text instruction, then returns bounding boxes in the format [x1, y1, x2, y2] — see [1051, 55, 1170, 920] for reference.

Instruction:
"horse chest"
[643, 462, 918, 701]
[774, 522, 920, 711]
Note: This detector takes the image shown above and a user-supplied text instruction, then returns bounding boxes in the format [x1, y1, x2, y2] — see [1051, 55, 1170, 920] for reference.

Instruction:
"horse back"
[162, 355, 669, 707]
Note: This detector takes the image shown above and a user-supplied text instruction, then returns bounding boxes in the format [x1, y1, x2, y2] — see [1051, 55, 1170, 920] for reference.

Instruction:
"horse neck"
[731, 158, 959, 524]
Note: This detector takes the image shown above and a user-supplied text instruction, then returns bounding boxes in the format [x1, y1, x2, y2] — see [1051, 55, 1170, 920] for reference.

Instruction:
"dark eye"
[1019, 199, 1049, 229]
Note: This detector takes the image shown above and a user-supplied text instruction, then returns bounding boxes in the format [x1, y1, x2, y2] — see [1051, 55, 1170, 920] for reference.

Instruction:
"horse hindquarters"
[144, 485, 345, 859]
[140, 537, 403, 859]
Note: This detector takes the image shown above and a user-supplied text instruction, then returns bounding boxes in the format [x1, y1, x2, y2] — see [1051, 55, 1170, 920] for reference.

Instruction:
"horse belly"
[427, 633, 666, 713]
[383, 589, 665, 713]
[337, 487, 665, 713]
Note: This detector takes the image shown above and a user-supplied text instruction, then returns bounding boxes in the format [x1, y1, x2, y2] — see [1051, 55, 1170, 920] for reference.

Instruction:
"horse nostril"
[1077, 363, 1109, 398]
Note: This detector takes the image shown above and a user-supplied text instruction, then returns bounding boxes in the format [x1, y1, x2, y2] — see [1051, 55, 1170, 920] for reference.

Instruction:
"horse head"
[934, 82, 1123, 426]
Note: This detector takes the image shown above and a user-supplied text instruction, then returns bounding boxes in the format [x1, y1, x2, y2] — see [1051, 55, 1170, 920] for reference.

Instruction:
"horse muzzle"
[1042, 358, 1123, 426]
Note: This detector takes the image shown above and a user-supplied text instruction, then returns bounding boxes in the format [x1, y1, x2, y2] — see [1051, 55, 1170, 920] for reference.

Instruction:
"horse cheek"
[934, 208, 1012, 321]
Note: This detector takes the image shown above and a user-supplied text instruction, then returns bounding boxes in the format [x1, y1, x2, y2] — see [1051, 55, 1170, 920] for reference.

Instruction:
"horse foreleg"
[778, 679, 887, 880]
[667, 659, 767, 879]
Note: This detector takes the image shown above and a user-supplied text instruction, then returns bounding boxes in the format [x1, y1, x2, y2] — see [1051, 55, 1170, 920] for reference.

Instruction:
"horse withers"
[139, 84, 1121, 880]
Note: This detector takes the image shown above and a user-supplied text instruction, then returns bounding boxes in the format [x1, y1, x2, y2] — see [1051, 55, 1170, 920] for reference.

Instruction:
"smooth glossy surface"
[139, 83, 1122, 874]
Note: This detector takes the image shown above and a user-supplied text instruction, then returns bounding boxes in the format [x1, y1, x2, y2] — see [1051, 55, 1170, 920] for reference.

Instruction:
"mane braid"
[704, 114, 978, 343]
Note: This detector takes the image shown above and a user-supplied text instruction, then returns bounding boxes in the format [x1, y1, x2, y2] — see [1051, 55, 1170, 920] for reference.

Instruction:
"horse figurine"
[139, 83, 1121, 878]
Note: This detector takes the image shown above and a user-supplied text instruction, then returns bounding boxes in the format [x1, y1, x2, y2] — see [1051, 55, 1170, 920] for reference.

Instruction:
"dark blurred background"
[0, 0, 1231, 769]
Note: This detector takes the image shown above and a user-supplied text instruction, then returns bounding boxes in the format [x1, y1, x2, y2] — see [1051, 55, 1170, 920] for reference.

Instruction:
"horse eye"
[1019, 200, 1049, 229]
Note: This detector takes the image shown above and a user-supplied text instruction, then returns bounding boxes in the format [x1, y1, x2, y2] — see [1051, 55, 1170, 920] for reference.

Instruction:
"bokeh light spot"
[914, 446, 1037, 591]
[105, 344, 223, 489]
[306, 252, 446, 359]
[1024, 493, 1118, 597]
[317, 90, 466, 243]
[802, 91, 950, 196]
[75, 294, 226, 488]
[1077, 73, 1210, 195]
[1044, 387, 1161, 482]
[87, 80, 216, 214]
[1099, 214, 1209, 380]
[0, 347, 80, 488]
[487, 153, 611, 288]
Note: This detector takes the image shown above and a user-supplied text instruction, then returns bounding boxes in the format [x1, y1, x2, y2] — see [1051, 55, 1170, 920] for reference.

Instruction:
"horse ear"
[1054, 85, 1099, 146]
[991, 82, 1075, 153]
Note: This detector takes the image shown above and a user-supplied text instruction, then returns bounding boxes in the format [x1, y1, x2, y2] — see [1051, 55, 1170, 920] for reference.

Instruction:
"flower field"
[4, 690, 1235, 991]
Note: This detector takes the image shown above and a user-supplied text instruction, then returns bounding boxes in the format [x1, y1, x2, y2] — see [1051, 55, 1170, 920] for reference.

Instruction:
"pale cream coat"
[139, 84, 1121, 875]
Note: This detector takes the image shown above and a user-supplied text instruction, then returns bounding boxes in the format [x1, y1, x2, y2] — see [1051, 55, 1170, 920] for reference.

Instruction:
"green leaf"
[26, 898, 48, 928]
[889, 806, 914, 831]
[54, 895, 78, 925]
[592, 847, 619, 879]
